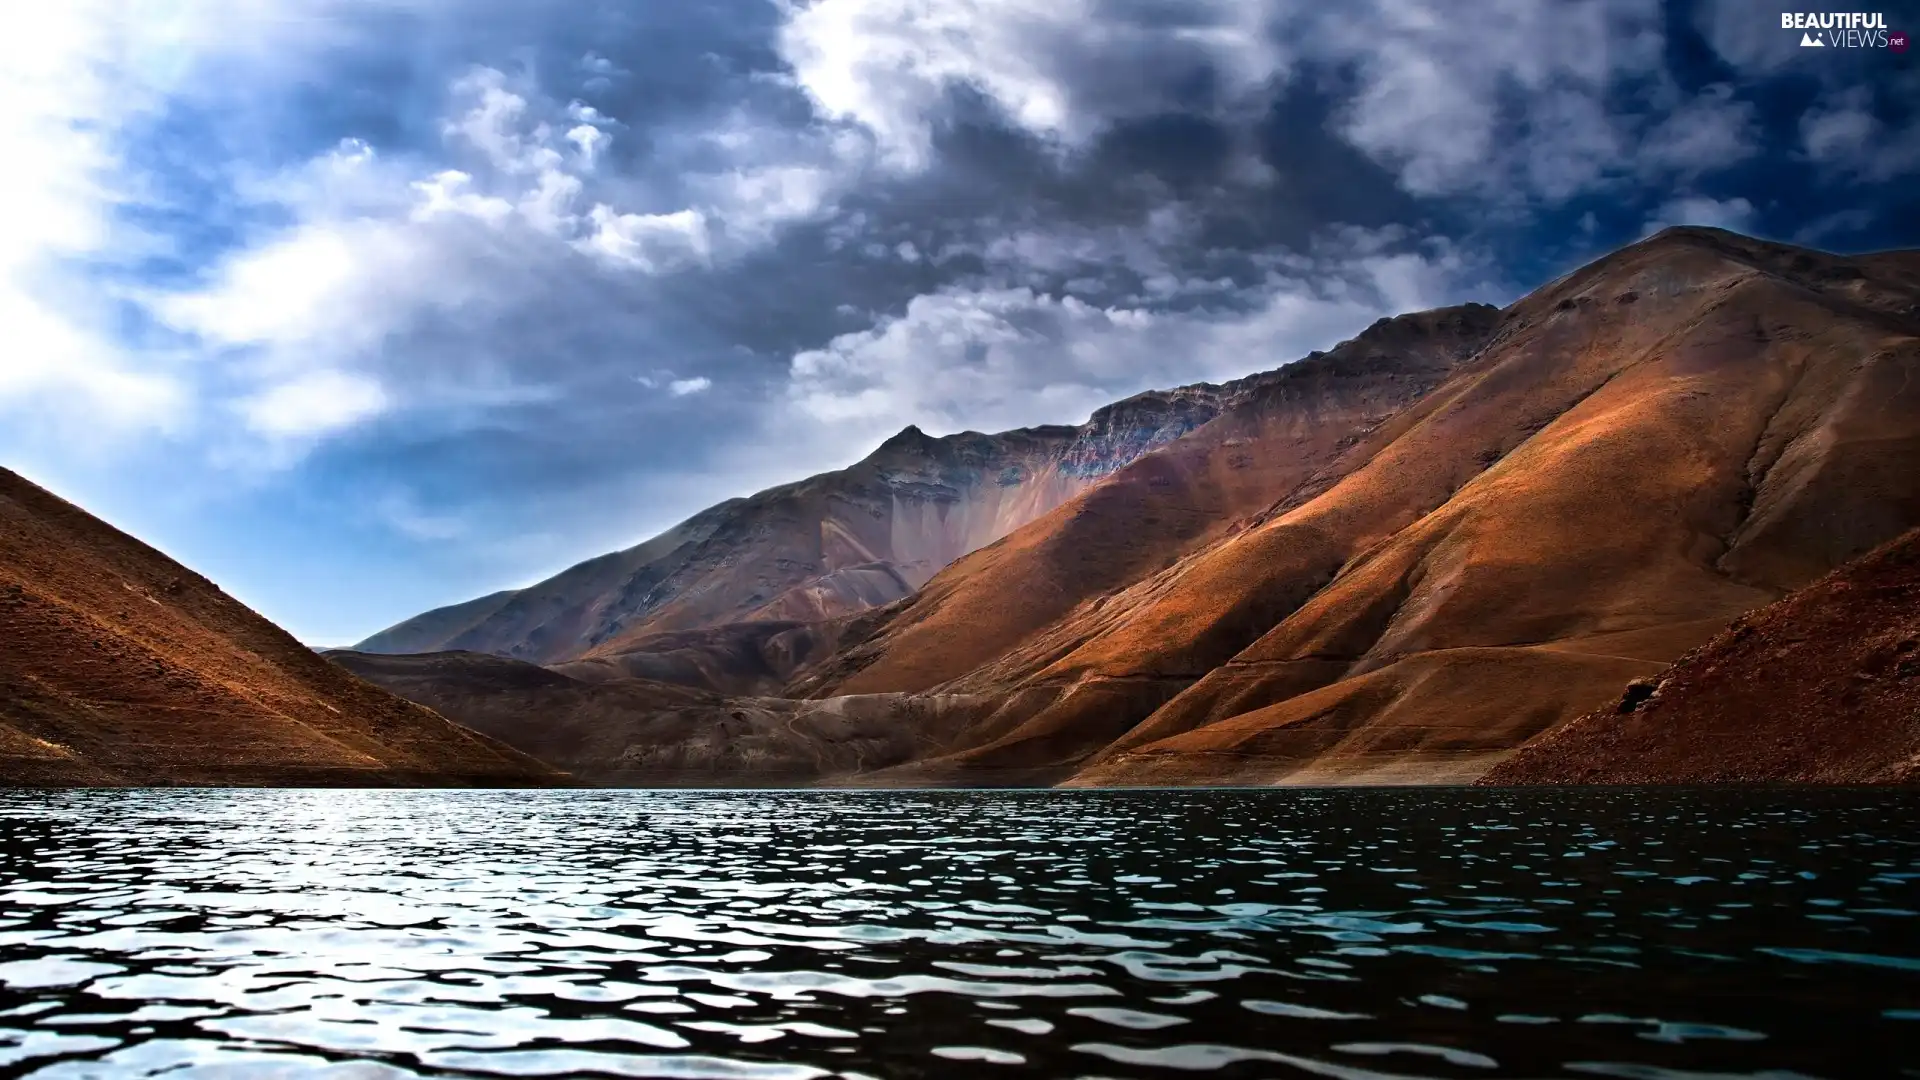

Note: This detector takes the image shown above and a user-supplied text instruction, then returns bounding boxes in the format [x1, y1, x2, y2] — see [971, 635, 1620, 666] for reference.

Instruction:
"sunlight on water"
[0, 788, 1914, 1077]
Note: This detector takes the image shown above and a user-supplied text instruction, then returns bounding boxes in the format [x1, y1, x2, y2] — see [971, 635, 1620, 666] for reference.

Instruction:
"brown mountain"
[343, 227, 1920, 788]
[791, 303, 1504, 702]
[794, 227, 1920, 785]
[1481, 527, 1920, 785]
[0, 467, 560, 786]
[353, 389, 1243, 666]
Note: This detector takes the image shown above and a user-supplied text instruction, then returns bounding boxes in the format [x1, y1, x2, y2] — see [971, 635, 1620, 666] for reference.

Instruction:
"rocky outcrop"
[0, 469, 560, 787]
[1480, 527, 1920, 785]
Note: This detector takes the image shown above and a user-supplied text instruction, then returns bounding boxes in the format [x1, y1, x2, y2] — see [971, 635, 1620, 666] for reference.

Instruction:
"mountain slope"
[0, 468, 560, 787]
[1480, 527, 1920, 785]
[550, 619, 853, 697]
[353, 499, 745, 662]
[355, 391, 1238, 665]
[788, 228, 1920, 785]
[352, 588, 517, 656]
[790, 303, 1504, 698]
[327, 650, 983, 785]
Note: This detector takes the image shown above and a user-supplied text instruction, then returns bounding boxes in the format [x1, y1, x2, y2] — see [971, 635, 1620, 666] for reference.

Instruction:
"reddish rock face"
[801, 228, 1920, 787]
[0, 468, 560, 787]
[1480, 527, 1920, 786]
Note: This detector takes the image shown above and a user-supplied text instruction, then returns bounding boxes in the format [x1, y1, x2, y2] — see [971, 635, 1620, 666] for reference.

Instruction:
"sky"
[1, 0, 1915, 646]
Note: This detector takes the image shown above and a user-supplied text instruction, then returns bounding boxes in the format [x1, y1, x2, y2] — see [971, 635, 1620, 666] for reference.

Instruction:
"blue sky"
[2, 0, 1915, 645]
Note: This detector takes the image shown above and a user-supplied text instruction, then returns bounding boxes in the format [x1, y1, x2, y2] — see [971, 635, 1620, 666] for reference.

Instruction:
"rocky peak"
[874, 424, 935, 454]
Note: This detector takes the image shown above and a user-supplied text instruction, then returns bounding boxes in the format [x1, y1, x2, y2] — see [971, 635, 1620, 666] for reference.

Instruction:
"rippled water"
[0, 789, 1916, 1078]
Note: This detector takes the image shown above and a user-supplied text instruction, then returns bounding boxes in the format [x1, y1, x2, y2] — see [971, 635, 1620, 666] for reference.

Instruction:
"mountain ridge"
[358, 303, 1504, 674]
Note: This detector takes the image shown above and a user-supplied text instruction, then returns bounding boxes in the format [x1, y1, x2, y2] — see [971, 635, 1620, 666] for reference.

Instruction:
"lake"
[0, 788, 1914, 1078]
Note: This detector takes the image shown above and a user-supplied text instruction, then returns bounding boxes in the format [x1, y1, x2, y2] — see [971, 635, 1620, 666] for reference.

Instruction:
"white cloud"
[1792, 207, 1877, 246]
[566, 123, 610, 170]
[1802, 101, 1877, 163]
[775, 0, 1671, 203]
[374, 490, 469, 542]
[1800, 88, 1920, 183]
[669, 377, 713, 396]
[777, 0, 1282, 170]
[158, 226, 366, 348]
[239, 369, 390, 439]
[0, 2, 189, 438]
[1317, 0, 1665, 199]
[707, 164, 841, 236]
[445, 67, 550, 174]
[680, 115, 874, 244]
[578, 206, 712, 271]
[778, 0, 1078, 169]
[149, 213, 504, 394]
[412, 170, 516, 223]
[1639, 84, 1760, 178]
[126, 58, 872, 466]
[518, 167, 586, 235]
[1692, 0, 1796, 73]
[578, 51, 627, 94]
[788, 229, 1483, 439]
[1641, 195, 1756, 236]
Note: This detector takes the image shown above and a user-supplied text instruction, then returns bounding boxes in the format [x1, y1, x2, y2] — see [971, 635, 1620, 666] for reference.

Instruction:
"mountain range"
[338, 226, 1920, 787]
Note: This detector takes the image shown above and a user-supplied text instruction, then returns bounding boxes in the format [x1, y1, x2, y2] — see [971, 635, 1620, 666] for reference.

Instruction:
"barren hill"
[1480, 527, 1920, 785]
[801, 227, 1920, 785]
[0, 468, 560, 786]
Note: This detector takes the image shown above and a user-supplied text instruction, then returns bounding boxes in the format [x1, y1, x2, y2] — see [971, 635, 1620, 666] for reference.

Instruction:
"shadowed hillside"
[549, 619, 854, 697]
[0, 469, 560, 787]
[328, 650, 983, 785]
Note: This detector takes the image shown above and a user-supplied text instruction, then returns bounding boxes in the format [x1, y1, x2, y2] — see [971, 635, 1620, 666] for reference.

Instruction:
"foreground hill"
[0, 468, 560, 786]
[1482, 527, 1920, 785]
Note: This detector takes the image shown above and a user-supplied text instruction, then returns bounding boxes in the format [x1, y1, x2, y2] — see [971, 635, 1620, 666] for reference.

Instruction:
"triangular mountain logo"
[1801, 31, 1824, 46]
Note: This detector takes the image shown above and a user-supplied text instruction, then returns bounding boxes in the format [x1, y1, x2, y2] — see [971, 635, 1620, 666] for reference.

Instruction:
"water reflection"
[0, 788, 1914, 1077]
